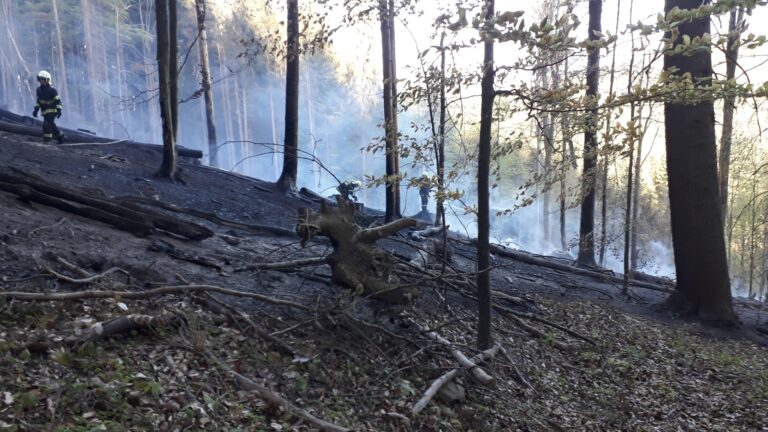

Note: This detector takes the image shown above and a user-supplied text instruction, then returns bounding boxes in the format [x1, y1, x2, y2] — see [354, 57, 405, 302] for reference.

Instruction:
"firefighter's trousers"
[42, 113, 62, 142]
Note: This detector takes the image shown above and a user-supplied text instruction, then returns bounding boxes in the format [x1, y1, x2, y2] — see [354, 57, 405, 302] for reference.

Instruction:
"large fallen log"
[296, 197, 418, 303]
[464, 240, 675, 294]
[0, 119, 203, 158]
[0, 181, 154, 236]
[0, 170, 213, 240]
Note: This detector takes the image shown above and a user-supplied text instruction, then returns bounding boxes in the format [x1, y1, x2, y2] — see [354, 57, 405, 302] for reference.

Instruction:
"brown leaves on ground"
[0, 293, 766, 431]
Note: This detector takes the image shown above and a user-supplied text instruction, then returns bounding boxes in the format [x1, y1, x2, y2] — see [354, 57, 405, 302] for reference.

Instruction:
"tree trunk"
[622, 0, 636, 293]
[82, 0, 100, 127]
[663, 0, 735, 322]
[51, 0, 71, 114]
[269, 89, 280, 180]
[577, 0, 602, 267]
[195, 0, 218, 167]
[169, 0, 178, 141]
[277, 0, 300, 193]
[559, 54, 571, 252]
[380, 0, 401, 222]
[155, 0, 178, 180]
[598, 0, 621, 266]
[476, 0, 495, 351]
[138, 1, 160, 142]
[114, 3, 127, 134]
[435, 32, 447, 228]
[718, 6, 744, 221]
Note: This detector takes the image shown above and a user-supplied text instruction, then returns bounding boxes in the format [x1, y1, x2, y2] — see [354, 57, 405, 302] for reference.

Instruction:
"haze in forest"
[1, 0, 768, 298]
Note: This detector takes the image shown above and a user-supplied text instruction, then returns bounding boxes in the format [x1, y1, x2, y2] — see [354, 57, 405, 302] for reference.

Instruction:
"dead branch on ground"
[235, 256, 327, 273]
[408, 319, 495, 386]
[0, 169, 213, 240]
[192, 293, 298, 357]
[231, 371, 351, 432]
[411, 344, 500, 415]
[0, 284, 310, 311]
[44, 266, 130, 285]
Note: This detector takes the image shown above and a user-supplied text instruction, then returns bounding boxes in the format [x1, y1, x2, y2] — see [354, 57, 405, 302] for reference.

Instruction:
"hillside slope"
[0, 130, 767, 431]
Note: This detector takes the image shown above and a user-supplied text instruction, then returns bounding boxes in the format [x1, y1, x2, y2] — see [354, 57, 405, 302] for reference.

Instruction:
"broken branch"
[0, 285, 310, 311]
[411, 344, 500, 415]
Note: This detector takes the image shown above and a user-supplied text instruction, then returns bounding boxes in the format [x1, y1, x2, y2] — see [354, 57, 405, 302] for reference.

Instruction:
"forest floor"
[0, 129, 767, 431]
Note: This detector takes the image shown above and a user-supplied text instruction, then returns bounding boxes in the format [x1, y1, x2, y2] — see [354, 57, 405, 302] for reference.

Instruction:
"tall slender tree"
[663, 0, 735, 322]
[156, 0, 179, 180]
[277, 0, 300, 193]
[195, 0, 219, 167]
[718, 6, 745, 221]
[380, 0, 401, 222]
[476, 0, 495, 351]
[576, 0, 602, 267]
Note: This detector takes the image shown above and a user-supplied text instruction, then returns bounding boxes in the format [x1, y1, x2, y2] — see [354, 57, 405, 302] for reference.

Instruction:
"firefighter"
[337, 179, 362, 202]
[419, 174, 431, 213]
[32, 70, 64, 144]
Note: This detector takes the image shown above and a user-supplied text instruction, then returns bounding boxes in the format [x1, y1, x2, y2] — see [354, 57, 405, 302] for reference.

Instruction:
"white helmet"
[37, 70, 51, 81]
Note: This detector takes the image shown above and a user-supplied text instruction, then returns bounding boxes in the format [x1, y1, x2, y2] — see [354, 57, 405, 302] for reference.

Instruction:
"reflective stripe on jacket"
[36, 84, 62, 115]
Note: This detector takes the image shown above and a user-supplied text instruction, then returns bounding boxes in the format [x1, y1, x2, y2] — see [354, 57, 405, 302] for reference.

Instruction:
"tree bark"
[155, 0, 179, 180]
[435, 32, 447, 228]
[195, 0, 219, 167]
[663, 0, 735, 322]
[380, 0, 401, 222]
[718, 6, 744, 223]
[577, 0, 602, 267]
[51, 0, 71, 114]
[277, 0, 300, 193]
[476, 0, 495, 351]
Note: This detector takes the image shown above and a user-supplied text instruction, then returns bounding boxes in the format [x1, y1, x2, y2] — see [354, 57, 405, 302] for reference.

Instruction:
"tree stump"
[296, 197, 417, 303]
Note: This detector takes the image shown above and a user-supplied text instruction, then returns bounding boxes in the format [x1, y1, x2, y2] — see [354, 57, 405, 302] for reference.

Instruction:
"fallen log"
[0, 181, 154, 236]
[0, 170, 213, 240]
[76, 313, 183, 344]
[116, 196, 295, 237]
[465, 240, 675, 294]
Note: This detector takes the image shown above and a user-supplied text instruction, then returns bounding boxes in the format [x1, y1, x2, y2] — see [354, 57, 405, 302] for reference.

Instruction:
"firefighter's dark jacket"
[35, 84, 62, 116]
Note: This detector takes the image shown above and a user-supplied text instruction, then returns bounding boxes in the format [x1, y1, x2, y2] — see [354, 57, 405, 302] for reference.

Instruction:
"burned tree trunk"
[277, 0, 300, 193]
[155, 0, 179, 180]
[296, 198, 417, 303]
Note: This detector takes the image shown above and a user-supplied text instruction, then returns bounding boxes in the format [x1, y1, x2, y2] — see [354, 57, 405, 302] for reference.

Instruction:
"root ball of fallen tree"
[296, 197, 417, 303]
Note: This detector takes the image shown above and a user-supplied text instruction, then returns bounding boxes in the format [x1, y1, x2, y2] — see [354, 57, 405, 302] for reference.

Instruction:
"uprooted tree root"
[296, 196, 418, 304]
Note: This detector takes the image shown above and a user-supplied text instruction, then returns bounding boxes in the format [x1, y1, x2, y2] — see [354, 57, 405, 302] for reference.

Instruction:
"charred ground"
[0, 129, 767, 431]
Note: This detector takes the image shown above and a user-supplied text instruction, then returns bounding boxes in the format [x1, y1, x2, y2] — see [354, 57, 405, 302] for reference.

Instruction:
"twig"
[235, 256, 327, 273]
[411, 344, 500, 415]
[194, 293, 298, 357]
[230, 370, 351, 432]
[28, 217, 65, 238]
[44, 266, 130, 285]
[0, 284, 311, 311]
[494, 304, 597, 347]
[55, 257, 93, 277]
